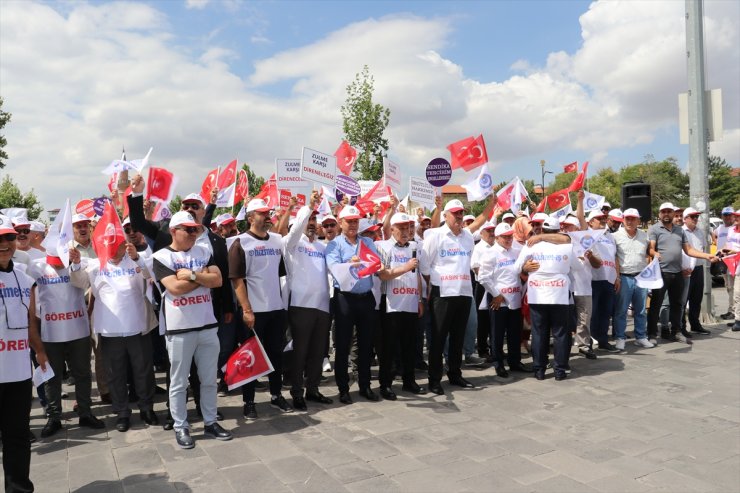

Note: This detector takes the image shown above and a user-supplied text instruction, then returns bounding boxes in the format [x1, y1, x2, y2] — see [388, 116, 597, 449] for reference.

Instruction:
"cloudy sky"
[1, 0, 738, 213]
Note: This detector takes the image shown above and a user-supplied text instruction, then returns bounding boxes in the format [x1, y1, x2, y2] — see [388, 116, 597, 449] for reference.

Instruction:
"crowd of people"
[1, 173, 739, 492]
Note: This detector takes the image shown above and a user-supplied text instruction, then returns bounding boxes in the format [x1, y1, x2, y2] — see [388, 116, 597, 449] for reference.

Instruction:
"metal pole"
[540, 160, 546, 200]
[685, 0, 715, 321]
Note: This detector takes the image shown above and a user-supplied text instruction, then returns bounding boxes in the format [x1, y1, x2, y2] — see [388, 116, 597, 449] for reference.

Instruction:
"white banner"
[408, 177, 435, 210]
[300, 147, 337, 188]
[276, 158, 311, 194]
[358, 180, 378, 197]
[383, 157, 402, 193]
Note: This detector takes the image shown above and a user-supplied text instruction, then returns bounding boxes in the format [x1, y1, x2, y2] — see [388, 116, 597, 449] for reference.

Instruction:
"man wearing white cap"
[28, 221, 47, 252]
[229, 198, 293, 417]
[502, 212, 516, 226]
[714, 207, 736, 319]
[13, 214, 45, 261]
[719, 210, 740, 331]
[216, 214, 238, 238]
[152, 211, 232, 448]
[681, 208, 711, 335]
[647, 203, 719, 343]
[420, 197, 493, 394]
[325, 205, 385, 403]
[607, 209, 623, 234]
[375, 212, 427, 398]
[613, 208, 653, 348]
[478, 223, 530, 377]
[470, 221, 496, 362]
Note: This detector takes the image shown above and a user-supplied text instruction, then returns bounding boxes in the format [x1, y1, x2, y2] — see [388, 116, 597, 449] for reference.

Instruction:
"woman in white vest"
[70, 240, 158, 433]
[0, 214, 47, 492]
[27, 252, 105, 438]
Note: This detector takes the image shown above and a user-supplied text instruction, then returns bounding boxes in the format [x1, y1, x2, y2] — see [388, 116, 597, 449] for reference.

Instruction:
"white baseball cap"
[480, 221, 496, 231]
[420, 215, 432, 223]
[587, 210, 606, 222]
[462, 214, 475, 222]
[608, 209, 623, 222]
[563, 216, 580, 227]
[72, 213, 91, 224]
[169, 211, 200, 228]
[359, 218, 381, 234]
[658, 202, 675, 212]
[216, 213, 236, 227]
[542, 217, 560, 231]
[494, 223, 514, 236]
[502, 212, 516, 221]
[623, 208, 640, 219]
[602, 201, 611, 209]
[320, 214, 338, 225]
[338, 206, 362, 220]
[182, 193, 206, 206]
[721, 206, 734, 215]
[0, 214, 16, 235]
[11, 216, 30, 228]
[531, 212, 548, 223]
[246, 198, 270, 213]
[443, 199, 465, 213]
[30, 221, 46, 232]
[682, 207, 699, 219]
[390, 212, 414, 226]
[122, 217, 131, 227]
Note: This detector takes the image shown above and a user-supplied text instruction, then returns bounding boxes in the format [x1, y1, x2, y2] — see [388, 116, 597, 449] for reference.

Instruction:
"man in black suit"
[127, 175, 234, 428]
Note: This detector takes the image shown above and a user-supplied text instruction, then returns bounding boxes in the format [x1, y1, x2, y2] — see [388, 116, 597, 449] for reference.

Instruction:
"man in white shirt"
[471, 222, 495, 362]
[713, 207, 735, 320]
[681, 208, 711, 335]
[13, 215, 45, 261]
[719, 210, 740, 331]
[586, 210, 621, 352]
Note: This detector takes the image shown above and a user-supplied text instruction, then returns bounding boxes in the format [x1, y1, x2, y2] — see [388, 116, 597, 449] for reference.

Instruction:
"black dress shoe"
[693, 327, 711, 335]
[41, 418, 63, 438]
[29, 430, 37, 443]
[339, 391, 353, 404]
[163, 412, 174, 431]
[554, 372, 567, 381]
[359, 388, 380, 401]
[79, 414, 105, 429]
[115, 417, 130, 432]
[428, 382, 445, 395]
[204, 422, 232, 441]
[140, 410, 159, 426]
[175, 428, 194, 449]
[305, 391, 333, 404]
[534, 370, 545, 381]
[292, 396, 308, 411]
[379, 387, 397, 400]
[495, 366, 509, 378]
[414, 361, 429, 371]
[509, 362, 532, 372]
[449, 377, 475, 388]
[401, 382, 427, 394]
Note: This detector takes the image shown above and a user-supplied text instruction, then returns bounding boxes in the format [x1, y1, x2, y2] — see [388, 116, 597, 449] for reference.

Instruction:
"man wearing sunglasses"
[13, 214, 45, 261]
[128, 175, 234, 428]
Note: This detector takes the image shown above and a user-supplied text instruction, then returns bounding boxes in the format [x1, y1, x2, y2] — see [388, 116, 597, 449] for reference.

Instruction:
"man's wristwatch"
[190, 271, 197, 282]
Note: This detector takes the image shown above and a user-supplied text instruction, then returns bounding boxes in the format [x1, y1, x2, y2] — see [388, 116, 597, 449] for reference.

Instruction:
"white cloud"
[0, 1, 737, 214]
[185, 0, 209, 10]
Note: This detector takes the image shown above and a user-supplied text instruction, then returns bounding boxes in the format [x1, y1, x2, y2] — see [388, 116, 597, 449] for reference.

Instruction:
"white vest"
[237, 232, 284, 312]
[87, 257, 147, 336]
[0, 266, 34, 383]
[28, 260, 89, 343]
[591, 232, 618, 283]
[518, 243, 573, 305]
[422, 225, 474, 298]
[153, 245, 218, 334]
[478, 243, 523, 310]
[377, 239, 421, 313]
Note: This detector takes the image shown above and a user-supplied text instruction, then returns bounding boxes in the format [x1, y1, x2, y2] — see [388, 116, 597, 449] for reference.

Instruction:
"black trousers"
[683, 266, 704, 331]
[648, 272, 685, 338]
[380, 309, 417, 387]
[44, 336, 93, 419]
[428, 287, 471, 383]
[530, 304, 570, 373]
[0, 379, 34, 493]
[100, 334, 155, 418]
[475, 284, 490, 356]
[334, 292, 377, 393]
[242, 310, 286, 402]
[288, 306, 330, 396]
[490, 306, 523, 368]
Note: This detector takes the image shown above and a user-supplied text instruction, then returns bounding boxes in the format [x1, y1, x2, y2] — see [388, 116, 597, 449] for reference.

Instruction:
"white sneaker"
[615, 339, 626, 351]
[634, 338, 655, 348]
[322, 357, 332, 372]
[648, 338, 658, 346]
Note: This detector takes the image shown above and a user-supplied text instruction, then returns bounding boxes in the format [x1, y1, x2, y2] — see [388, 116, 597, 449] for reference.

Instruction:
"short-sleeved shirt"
[613, 228, 649, 275]
[648, 223, 687, 274]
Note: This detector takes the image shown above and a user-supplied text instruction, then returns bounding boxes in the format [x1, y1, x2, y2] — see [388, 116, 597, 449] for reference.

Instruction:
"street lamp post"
[540, 159, 552, 200]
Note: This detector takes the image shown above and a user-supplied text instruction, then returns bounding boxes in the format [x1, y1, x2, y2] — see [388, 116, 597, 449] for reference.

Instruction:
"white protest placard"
[300, 147, 337, 188]
[409, 176, 435, 210]
[383, 157, 402, 193]
[276, 158, 311, 198]
[358, 180, 378, 198]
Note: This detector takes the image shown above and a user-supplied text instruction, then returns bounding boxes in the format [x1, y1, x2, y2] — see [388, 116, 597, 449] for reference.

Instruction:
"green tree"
[0, 97, 10, 168]
[0, 175, 43, 219]
[340, 65, 390, 181]
[707, 155, 740, 214]
[243, 163, 265, 198]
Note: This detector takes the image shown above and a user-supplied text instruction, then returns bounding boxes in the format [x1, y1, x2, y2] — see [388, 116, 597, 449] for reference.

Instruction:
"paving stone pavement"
[3, 288, 739, 492]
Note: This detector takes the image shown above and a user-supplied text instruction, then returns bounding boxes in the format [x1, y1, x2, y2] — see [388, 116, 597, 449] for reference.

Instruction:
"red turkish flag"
[234, 169, 249, 205]
[107, 173, 117, 194]
[334, 140, 357, 176]
[221, 335, 274, 391]
[217, 160, 238, 189]
[567, 161, 589, 192]
[255, 174, 279, 208]
[546, 189, 571, 211]
[121, 186, 132, 219]
[446, 134, 489, 171]
[146, 167, 176, 202]
[200, 167, 219, 202]
[563, 161, 578, 173]
[91, 202, 125, 269]
[535, 198, 547, 214]
[357, 240, 381, 278]
[360, 177, 391, 203]
[722, 253, 740, 275]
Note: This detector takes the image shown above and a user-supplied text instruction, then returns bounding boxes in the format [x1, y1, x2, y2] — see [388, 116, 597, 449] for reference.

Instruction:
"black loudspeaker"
[622, 182, 651, 220]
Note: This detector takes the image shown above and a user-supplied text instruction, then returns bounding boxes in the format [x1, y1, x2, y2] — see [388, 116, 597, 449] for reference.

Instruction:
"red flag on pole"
[234, 169, 249, 205]
[256, 174, 279, 208]
[722, 253, 740, 275]
[146, 167, 176, 203]
[360, 177, 391, 203]
[446, 134, 489, 171]
[200, 167, 219, 203]
[91, 202, 126, 269]
[546, 188, 571, 211]
[563, 161, 578, 173]
[535, 198, 547, 214]
[221, 335, 274, 391]
[357, 241, 381, 278]
[567, 161, 589, 192]
[334, 140, 357, 176]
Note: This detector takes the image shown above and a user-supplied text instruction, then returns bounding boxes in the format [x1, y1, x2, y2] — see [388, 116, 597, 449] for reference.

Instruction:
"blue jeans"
[590, 280, 615, 345]
[613, 275, 647, 340]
